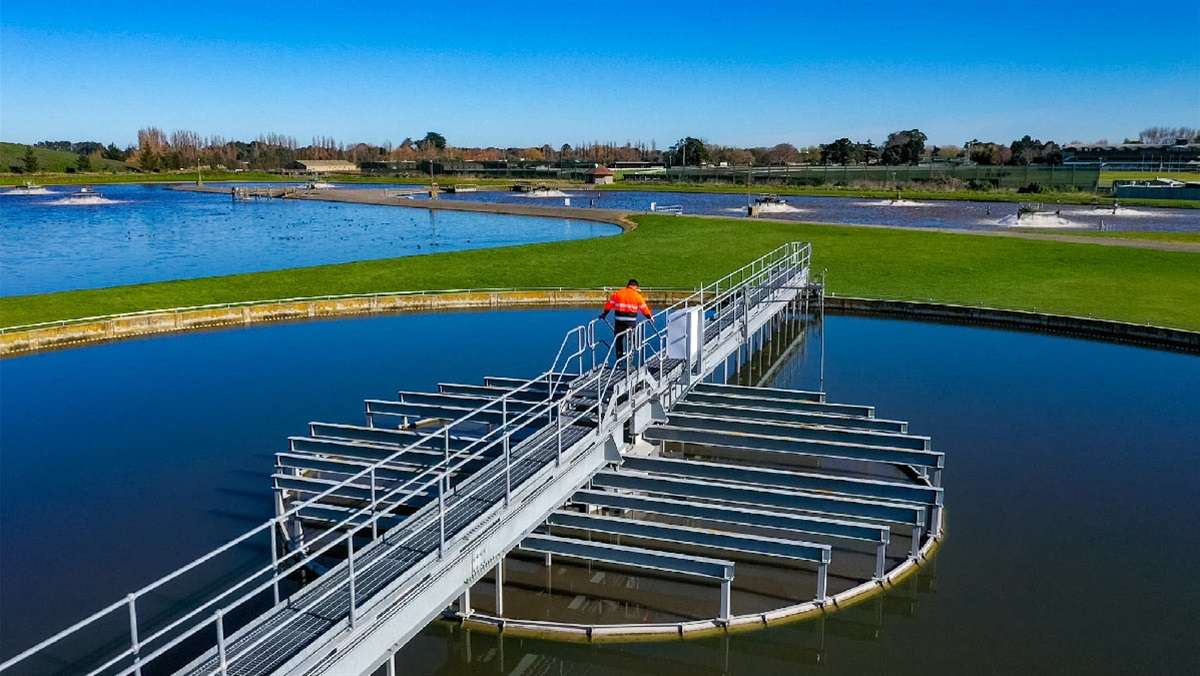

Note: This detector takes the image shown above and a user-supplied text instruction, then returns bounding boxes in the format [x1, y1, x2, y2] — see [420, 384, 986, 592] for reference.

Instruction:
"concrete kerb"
[5, 292, 1196, 357]
[0, 289, 693, 357]
[824, 296, 1200, 354]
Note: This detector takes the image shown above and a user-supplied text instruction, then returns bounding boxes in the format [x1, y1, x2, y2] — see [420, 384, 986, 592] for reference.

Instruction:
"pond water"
[439, 188, 1200, 233]
[1, 310, 1196, 674]
[0, 185, 617, 297]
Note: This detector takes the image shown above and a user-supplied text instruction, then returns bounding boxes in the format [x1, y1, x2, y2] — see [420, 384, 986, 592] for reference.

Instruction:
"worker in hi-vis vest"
[599, 279, 655, 358]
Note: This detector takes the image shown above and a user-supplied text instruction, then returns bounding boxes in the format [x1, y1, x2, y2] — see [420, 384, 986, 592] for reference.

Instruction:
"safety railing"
[0, 242, 813, 676]
[0, 377, 582, 676]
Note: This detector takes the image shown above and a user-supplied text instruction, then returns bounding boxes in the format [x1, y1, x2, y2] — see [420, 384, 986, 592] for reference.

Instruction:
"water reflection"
[399, 565, 938, 676]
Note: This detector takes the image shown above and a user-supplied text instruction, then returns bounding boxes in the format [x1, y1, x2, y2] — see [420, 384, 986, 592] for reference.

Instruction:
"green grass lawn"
[1100, 170, 1199, 185]
[1023, 231, 1200, 244]
[0, 142, 129, 175]
[3, 215, 1198, 330]
[0, 169, 293, 186]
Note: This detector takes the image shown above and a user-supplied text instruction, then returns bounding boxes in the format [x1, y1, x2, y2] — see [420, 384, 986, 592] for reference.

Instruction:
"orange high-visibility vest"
[604, 286, 651, 319]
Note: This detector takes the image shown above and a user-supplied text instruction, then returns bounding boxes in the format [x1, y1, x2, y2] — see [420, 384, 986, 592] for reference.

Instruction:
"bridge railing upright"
[546, 241, 811, 428]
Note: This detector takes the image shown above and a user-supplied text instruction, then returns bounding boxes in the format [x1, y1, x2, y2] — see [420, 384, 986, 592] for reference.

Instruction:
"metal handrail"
[0, 242, 812, 676]
[0, 373, 562, 674]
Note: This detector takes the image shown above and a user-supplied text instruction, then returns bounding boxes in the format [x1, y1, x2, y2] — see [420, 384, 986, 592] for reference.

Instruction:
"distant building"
[285, 159, 359, 173]
[1114, 178, 1200, 201]
[586, 165, 615, 185]
[611, 161, 665, 170]
[1062, 141, 1200, 170]
[361, 161, 419, 175]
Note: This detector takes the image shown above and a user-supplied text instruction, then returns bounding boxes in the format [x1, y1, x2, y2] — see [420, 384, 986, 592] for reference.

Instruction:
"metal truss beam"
[622, 456, 942, 507]
[644, 425, 943, 470]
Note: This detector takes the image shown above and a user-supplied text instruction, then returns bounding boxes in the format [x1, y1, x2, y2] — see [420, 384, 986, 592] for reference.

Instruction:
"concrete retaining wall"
[824, 296, 1200, 354]
[0, 290, 689, 357]
[4, 292, 1196, 357]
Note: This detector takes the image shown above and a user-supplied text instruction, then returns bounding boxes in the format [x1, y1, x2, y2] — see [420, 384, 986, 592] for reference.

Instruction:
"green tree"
[667, 137, 709, 166]
[881, 129, 927, 165]
[820, 138, 860, 165]
[1010, 135, 1064, 166]
[21, 146, 39, 173]
[102, 143, 127, 161]
[139, 147, 161, 172]
[421, 131, 447, 150]
[1009, 135, 1039, 165]
[76, 154, 92, 172]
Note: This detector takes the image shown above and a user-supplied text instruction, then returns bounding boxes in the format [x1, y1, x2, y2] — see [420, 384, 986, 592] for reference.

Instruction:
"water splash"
[46, 196, 124, 206]
[996, 212, 1082, 228]
[1, 187, 56, 196]
[755, 202, 804, 214]
[1068, 207, 1167, 219]
[860, 199, 934, 207]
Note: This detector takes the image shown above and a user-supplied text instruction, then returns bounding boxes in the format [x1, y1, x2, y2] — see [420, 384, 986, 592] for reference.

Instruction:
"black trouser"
[614, 318, 637, 358]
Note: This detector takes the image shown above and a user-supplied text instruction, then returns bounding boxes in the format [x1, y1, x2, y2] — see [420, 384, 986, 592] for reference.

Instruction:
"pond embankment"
[4, 291, 1195, 357]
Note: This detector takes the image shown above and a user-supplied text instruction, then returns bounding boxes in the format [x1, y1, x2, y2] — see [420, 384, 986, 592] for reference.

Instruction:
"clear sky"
[2, 0, 1197, 150]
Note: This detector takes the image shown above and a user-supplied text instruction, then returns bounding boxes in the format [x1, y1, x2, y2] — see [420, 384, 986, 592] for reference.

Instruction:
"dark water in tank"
[2, 310, 1197, 674]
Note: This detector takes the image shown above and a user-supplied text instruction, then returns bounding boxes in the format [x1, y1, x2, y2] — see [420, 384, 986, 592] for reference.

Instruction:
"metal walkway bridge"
[2, 243, 944, 676]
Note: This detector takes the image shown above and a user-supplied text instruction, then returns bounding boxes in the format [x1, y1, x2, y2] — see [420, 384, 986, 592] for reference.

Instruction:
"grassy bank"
[1100, 171, 1198, 185]
[0, 170, 294, 186]
[1019, 231, 1200, 244]
[3, 215, 1198, 330]
[0, 142, 131, 174]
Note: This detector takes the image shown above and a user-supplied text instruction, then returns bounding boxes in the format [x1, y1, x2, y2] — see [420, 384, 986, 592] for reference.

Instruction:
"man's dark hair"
[627, 278, 639, 287]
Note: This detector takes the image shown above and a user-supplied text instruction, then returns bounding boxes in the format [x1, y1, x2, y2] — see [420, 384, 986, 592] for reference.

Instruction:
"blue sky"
[2, 0, 1197, 150]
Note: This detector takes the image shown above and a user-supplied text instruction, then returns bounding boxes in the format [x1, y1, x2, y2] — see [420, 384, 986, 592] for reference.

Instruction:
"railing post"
[348, 536, 357, 628]
[370, 466, 378, 540]
[494, 559, 505, 616]
[127, 594, 142, 676]
[438, 474, 446, 559]
[503, 398, 511, 508]
[556, 401, 563, 466]
[719, 578, 732, 623]
[270, 522, 280, 605]
[742, 286, 751, 360]
[910, 522, 924, 559]
[597, 370, 604, 430]
[216, 611, 229, 676]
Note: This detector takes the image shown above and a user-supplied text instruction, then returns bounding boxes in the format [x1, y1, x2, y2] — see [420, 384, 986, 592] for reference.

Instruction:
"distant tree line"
[22, 125, 1196, 174]
[1133, 127, 1199, 144]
